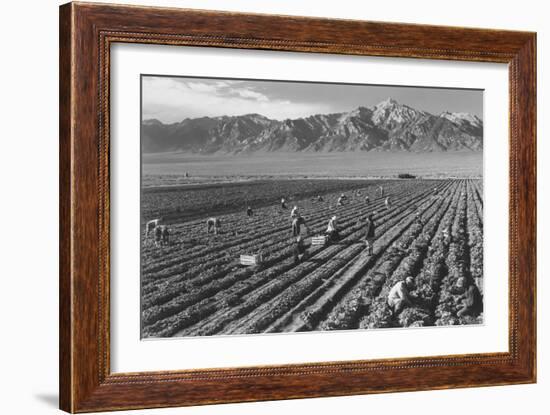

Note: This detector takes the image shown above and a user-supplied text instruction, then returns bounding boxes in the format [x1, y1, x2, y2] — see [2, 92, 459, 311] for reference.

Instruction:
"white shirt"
[388, 281, 409, 306]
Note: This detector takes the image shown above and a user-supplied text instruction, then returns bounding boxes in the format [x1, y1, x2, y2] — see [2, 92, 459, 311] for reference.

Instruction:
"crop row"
[434, 182, 483, 326]
[141, 181, 436, 310]
[261, 184, 456, 333]
[142, 185, 393, 307]
[158, 182, 453, 336]
[142, 189, 428, 333]
[201, 187, 445, 336]
[140, 180, 450, 331]
[140, 179, 484, 338]
[140, 182, 406, 285]
[466, 180, 484, 293]
[141, 178, 393, 222]
[355, 184, 459, 329]
[139, 179, 433, 275]
[388, 182, 463, 327]
[262, 184, 458, 331]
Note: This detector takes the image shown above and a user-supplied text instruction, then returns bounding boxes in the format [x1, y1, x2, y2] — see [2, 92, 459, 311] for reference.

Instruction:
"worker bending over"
[206, 217, 221, 235]
[337, 193, 347, 206]
[453, 277, 483, 318]
[387, 276, 415, 315]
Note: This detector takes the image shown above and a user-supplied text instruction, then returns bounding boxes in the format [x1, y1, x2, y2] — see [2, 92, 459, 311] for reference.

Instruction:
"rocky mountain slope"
[142, 98, 483, 154]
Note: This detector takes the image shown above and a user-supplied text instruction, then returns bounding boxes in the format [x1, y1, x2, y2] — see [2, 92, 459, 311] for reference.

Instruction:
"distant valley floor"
[142, 151, 482, 187]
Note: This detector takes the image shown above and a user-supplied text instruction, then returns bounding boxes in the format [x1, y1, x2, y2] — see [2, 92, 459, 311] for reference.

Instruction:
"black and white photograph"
[140, 75, 484, 339]
[2, 0, 545, 413]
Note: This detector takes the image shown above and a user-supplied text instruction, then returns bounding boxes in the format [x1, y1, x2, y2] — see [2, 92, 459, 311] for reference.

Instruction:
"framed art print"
[59, 2, 536, 412]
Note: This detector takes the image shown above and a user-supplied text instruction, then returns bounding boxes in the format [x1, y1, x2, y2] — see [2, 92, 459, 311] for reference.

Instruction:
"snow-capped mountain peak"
[440, 111, 482, 128]
[371, 98, 424, 127]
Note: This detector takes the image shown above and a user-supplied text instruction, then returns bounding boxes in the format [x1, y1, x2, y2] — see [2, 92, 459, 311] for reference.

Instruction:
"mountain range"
[142, 98, 483, 154]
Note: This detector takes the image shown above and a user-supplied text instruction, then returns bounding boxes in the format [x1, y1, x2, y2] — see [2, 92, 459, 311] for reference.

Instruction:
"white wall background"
[0, 0, 546, 414]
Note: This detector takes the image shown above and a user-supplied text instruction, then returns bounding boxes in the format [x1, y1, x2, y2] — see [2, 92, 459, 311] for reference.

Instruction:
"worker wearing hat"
[388, 276, 415, 315]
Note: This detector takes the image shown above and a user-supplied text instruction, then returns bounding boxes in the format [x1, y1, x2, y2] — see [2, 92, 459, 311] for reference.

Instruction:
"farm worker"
[364, 214, 376, 255]
[145, 218, 162, 238]
[246, 206, 254, 217]
[154, 225, 163, 247]
[390, 241, 408, 255]
[454, 277, 483, 317]
[385, 196, 391, 210]
[317, 195, 324, 202]
[293, 236, 308, 264]
[326, 215, 340, 242]
[378, 185, 385, 196]
[387, 277, 415, 315]
[414, 211, 423, 225]
[364, 195, 370, 205]
[433, 187, 439, 196]
[292, 214, 309, 237]
[356, 190, 362, 197]
[337, 194, 347, 206]
[206, 217, 221, 235]
[281, 197, 287, 209]
[162, 226, 170, 246]
[290, 205, 299, 219]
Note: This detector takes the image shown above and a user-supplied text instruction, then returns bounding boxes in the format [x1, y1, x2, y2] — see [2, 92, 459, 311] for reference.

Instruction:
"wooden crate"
[311, 235, 328, 246]
[240, 254, 263, 266]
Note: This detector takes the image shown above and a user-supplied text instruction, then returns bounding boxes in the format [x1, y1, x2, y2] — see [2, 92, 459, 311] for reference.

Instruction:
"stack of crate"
[239, 254, 263, 266]
[311, 235, 328, 246]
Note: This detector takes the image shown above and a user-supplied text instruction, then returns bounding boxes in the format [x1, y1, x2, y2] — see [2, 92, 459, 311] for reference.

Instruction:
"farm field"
[141, 178, 484, 338]
[142, 178, 396, 223]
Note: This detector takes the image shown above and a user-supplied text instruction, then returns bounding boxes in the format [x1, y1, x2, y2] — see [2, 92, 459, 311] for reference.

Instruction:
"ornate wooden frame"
[59, 2, 536, 412]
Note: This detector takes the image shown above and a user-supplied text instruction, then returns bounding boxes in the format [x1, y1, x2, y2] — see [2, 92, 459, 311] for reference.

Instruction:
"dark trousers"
[294, 249, 308, 264]
[327, 230, 340, 242]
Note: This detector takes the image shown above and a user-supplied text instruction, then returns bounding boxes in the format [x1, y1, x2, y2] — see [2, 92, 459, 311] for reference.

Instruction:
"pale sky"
[142, 75, 483, 124]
